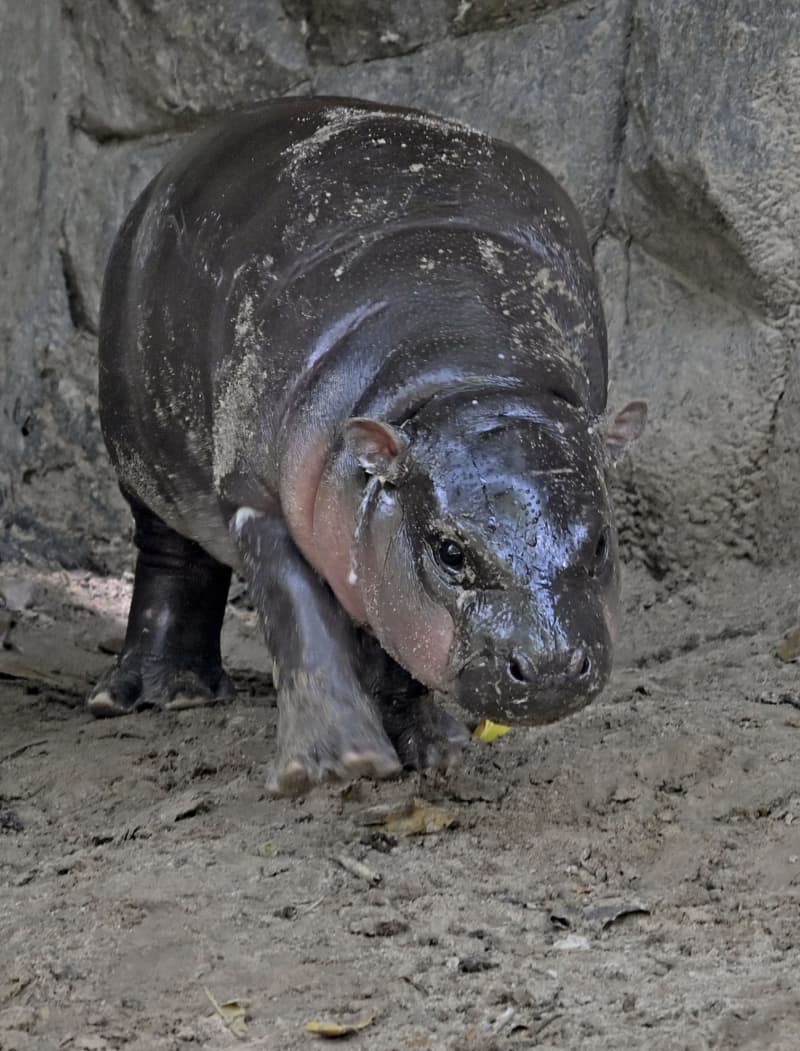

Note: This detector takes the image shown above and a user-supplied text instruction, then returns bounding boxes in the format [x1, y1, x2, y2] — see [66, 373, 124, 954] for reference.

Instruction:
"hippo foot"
[377, 695, 470, 772]
[87, 649, 236, 717]
[267, 671, 402, 796]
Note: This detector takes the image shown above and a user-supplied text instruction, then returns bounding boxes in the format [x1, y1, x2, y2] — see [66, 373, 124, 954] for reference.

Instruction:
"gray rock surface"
[1, 0, 798, 571]
[606, 0, 800, 567]
[285, 0, 572, 65]
[285, 0, 454, 64]
[0, 1, 69, 558]
[599, 237, 784, 573]
[68, 0, 309, 138]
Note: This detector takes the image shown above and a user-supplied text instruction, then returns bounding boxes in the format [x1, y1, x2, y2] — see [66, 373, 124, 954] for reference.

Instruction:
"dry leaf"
[356, 801, 414, 826]
[204, 986, 248, 1039]
[384, 799, 455, 837]
[473, 719, 511, 742]
[219, 1001, 248, 1039]
[582, 898, 650, 931]
[304, 1015, 374, 1038]
[777, 626, 800, 663]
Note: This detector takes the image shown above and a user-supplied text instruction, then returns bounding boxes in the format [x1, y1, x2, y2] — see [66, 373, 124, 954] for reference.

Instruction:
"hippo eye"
[437, 539, 465, 573]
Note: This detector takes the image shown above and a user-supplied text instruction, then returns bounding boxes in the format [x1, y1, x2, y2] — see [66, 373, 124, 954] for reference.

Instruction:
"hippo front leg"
[234, 511, 401, 796]
[355, 633, 470, 772]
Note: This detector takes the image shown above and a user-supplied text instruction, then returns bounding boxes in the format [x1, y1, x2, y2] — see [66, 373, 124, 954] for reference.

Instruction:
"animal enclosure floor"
[1, 561, 799, 1050]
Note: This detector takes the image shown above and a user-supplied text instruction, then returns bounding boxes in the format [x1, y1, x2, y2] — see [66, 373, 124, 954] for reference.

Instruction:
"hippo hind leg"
[356, 633, 470, 772]
[88, 491, 234, 717]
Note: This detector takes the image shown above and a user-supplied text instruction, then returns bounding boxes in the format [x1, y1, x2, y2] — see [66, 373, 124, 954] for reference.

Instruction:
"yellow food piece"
[473, 719, 512, 742]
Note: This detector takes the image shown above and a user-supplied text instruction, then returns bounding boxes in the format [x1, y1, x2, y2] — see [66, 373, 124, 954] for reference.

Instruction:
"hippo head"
[345, 393, 646, 724]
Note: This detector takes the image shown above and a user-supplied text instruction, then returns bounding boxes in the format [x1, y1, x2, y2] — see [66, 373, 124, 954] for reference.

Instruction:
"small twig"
[1, 739, 49, 764]
[401, 974, 428, 997]
[203, 986, 246, 1041]
[332, 852, 381, 885]
[531, 1013, 563, 1039]
[755, 693, 800, 711]
[298, 894, 326, 915]
[203, 985, 227, 1021]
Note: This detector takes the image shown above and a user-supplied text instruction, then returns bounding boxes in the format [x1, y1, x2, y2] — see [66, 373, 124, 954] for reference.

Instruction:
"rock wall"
[1, 0, 797, 572]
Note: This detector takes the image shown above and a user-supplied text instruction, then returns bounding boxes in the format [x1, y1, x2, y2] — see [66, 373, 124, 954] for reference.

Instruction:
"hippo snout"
[451, 594, 611, 725]
[455, 647, 604, 726]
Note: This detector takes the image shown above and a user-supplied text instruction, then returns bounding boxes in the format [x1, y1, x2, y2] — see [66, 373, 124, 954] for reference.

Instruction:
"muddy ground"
[1, 556, 799, 1051]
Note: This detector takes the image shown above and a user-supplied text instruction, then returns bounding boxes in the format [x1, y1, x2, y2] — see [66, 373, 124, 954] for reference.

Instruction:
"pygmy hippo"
[90, 96, 646, 794]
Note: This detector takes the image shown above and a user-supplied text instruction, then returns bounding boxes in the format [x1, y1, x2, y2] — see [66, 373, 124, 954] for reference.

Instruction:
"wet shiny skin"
[345, 389, 620, 724]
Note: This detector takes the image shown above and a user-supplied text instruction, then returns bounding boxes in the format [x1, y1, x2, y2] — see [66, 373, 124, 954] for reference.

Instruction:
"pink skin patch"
[281, 438, 455, 686]
[355, 518, 458, 690]
[377, 596, 456, 691]
[311, 476, 369, 623]
[283, 444, 368, 622]
[602, 561, 622, 647]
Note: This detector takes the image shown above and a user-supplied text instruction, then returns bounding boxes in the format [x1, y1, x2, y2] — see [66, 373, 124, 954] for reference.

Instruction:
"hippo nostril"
[508, 658, 525, 683]
[507, 649, 591, 685]
[507, 650, 536, 684]
[569, 648, 592, 680]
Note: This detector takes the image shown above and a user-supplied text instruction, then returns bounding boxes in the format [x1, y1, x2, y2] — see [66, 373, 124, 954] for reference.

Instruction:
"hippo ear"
[345, 417, 409, 483]
[606, 401, 648, 461]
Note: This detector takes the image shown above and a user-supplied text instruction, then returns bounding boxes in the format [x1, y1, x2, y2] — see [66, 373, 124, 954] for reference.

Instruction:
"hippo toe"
[377, 695, 471, 772]
[267, 670, 402, 796]
[88, 652, 235, 716]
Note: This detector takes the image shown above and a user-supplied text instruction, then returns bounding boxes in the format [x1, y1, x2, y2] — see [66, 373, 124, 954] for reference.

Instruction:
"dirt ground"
[1, 554, 799, 1051]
